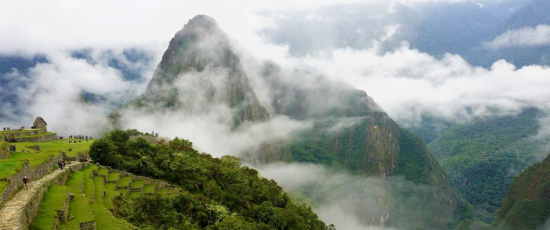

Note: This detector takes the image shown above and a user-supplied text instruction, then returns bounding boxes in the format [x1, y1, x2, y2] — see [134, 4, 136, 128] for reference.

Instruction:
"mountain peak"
[184, 15, 219, 31]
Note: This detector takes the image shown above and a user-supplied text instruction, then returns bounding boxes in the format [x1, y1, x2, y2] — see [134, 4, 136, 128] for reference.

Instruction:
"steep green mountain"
[259, 62, 471, 229]
[492, 152, 550, 230]
[122, 15, 470, 229]
[427, 108, 549, 222]
[128, 15, 269, 126]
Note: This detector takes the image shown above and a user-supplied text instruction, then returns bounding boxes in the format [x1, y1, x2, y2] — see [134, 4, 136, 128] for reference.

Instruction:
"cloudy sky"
[1, 0, 550, 136]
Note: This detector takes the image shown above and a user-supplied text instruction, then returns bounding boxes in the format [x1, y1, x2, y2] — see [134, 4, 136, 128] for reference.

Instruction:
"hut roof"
[33, 116, 47, 126]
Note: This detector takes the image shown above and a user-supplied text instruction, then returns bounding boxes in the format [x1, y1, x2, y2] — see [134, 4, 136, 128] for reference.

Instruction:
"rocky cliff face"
[132, 15, 269, 126]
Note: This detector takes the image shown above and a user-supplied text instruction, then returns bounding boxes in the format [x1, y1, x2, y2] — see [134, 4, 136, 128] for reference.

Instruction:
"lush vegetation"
[90, 130, 332, 230]
[492, 153, 550, 230]
[427, 108, 547, 222]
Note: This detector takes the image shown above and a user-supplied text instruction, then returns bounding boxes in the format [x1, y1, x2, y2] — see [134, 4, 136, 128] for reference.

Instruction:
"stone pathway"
[0, 162, 82, 230]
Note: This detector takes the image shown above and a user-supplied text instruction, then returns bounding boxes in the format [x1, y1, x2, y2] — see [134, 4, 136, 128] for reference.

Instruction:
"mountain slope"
[259, 62, 470, 229]
[492, 152, 550, 230]
[428, 108, 548, 222]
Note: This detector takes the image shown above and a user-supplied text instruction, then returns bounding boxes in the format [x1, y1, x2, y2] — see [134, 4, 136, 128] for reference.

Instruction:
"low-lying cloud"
[258, 163, 454, 230]
[483, 24, 550, 50]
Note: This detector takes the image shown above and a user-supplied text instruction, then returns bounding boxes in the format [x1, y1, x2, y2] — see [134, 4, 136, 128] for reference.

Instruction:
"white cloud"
[484, 24, 550, 50]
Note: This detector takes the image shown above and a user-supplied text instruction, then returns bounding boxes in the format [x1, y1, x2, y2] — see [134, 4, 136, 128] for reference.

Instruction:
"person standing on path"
[22, 176, 29, 190]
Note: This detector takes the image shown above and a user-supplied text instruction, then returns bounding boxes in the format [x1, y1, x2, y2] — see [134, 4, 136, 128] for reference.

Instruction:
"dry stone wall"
[0, 142, 9, 159]
[98, 165, 181, 191]
[80, 221, 97, 230]
[14, 133, 58, 143]
[0, 162, 31, 207]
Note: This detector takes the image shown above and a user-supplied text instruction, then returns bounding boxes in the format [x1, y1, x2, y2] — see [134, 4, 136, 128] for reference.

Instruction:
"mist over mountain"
[1, 1, 550, 229]
[113, 15, 474, 229]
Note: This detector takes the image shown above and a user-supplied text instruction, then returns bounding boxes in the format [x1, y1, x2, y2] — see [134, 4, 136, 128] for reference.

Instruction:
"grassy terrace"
[107, 173, 120, 182]
[0, 139, 94, 195]
[29, 185, 69, 230]
[98, 168, 109, 177]
[118, 177, 131, 187]
[0, 129, 39, 134]
[0, 139, 93, 177]
[0, 159, 27, 178]
[143, 185, 155, 193]
[61, 171, 94, 230]
[131, 181, 143, 189]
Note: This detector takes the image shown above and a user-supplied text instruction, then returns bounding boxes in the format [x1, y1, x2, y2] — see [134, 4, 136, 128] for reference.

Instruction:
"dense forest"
[89, 130, 333, 230]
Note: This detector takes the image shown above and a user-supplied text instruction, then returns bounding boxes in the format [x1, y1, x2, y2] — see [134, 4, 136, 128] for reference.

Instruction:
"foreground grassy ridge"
[29, 185, 69, 230]
[89, 130, 331, 230]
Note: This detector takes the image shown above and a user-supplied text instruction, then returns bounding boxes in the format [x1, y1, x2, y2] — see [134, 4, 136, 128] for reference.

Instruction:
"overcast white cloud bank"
[484, 24, 550, 50]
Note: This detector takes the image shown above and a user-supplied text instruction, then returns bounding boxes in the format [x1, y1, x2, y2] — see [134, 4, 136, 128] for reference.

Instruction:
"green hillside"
[89, 129, 332, 230]
[427, 108, 548, 222]
[492, 153, 550, 230]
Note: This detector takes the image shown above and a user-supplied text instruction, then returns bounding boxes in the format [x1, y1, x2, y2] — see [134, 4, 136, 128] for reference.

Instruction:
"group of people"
[57, 160, 67, 170]
[66, 135, 93, 143]
[2, 127, 12, 131]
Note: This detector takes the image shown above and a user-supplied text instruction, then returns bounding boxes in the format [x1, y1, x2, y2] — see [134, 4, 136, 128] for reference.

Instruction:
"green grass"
[130, 191, 142, 199]
[98, 168, 109, 176]
[29, 185, 69, 230]
[60, 172, 94, 230]
[143, 185, 155, 193]
[131, 181, 143, 189]
[0, 181, 8, 195]
[0, 140, 94, 184]
[104, 183, 119, 210]
[107, 172, 120, 182]
[94, 177, 105, 203]
[0, 159, 27, 178]
[10, 152, 55, 170]
[117, 189, 128, 197]
[118, 177, 131, 187]
[155, 188, 167, 195]
[90, 176, 133, 229]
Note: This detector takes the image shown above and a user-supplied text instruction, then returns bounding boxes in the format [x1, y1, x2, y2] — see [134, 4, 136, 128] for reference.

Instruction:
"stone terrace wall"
[0, 161, 31, 206]
[21, 163, 81, 230]
[29, 154, 64, 181]
[62, 152, 89, 162]
[15, 133, 58, 143]
[0, 142, 9, 159]
[1, 153, 65, 207]
[98, 165, 180, 191]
